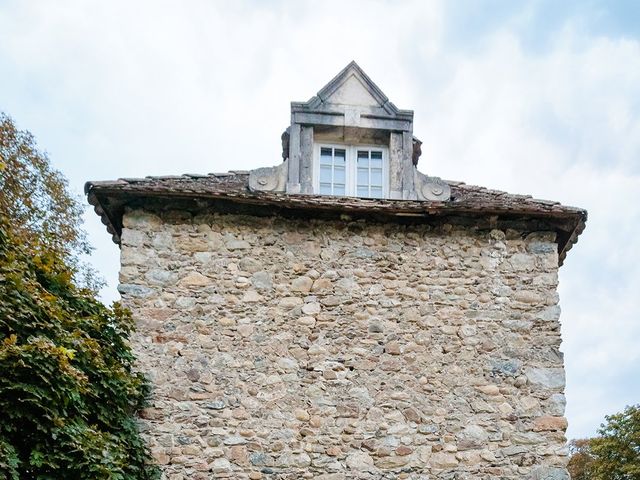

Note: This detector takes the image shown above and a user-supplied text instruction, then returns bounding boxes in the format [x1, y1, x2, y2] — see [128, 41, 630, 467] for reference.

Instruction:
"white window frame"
[313, 143, 389, 198]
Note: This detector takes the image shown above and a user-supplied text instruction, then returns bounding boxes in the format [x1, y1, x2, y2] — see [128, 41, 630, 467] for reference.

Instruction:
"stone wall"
[118, 208, 570, 480]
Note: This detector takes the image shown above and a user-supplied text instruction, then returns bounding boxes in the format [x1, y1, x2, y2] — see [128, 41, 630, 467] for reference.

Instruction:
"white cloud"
[1, 0, 639, 439]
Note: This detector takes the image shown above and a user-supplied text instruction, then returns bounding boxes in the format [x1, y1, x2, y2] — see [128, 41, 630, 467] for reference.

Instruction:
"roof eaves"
[85, 174, 587, 267]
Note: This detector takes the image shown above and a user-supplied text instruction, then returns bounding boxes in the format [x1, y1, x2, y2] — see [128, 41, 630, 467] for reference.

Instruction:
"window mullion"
[350, 146, 355, 196]
[331, 147, 335, 195]
[368, 150, 372, 197]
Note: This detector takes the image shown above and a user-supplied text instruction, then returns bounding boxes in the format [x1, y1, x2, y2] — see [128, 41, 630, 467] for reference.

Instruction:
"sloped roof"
[85, 172, 586, 266]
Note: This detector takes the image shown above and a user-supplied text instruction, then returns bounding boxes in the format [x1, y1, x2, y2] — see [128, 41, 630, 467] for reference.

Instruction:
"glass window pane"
[320, 148, 332, 164]
[320, 165, 332, 183]
[357, 151, 369, 167]
[357, 168, 368, 186]
[333, 166, 345, 184]
[334, 185, 345, 196]
[370, 157, 382, 168]
[370, 151, 382, 159]
[319, 183, 332, 195]
[334, 149, 346, 163]
[371, 169, 382, 186]
[357, 186, 369, 197]
[370, 186, 383, 198]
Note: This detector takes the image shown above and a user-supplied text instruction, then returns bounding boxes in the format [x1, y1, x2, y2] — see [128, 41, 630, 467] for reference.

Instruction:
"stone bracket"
[248, 159, 288, 193]
[414, 169, 451, 201]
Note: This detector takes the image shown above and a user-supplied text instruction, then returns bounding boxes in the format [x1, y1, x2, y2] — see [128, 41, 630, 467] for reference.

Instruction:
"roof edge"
[85, 174, 587, 267]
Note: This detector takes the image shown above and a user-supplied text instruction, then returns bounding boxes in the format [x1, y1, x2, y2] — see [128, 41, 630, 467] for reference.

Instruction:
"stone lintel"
[292, 111, 412, 132]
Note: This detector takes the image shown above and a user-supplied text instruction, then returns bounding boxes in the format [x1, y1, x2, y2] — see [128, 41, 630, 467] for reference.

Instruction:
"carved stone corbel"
[281, 128, 290, 161]
[248, 159, 288, 193]
[414, 169, 451, 201]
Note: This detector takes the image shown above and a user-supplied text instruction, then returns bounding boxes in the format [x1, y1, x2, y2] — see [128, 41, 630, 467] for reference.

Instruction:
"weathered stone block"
[529, 466, 570, 480]
[533, 416, 568, 432]
[525, 368, 566, 389]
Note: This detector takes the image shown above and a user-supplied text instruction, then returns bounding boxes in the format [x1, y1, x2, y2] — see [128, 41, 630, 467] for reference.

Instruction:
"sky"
[1, 0, 638, 440]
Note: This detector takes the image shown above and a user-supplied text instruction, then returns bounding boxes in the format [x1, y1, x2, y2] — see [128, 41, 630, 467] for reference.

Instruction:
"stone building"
[86, 62, 587, 479]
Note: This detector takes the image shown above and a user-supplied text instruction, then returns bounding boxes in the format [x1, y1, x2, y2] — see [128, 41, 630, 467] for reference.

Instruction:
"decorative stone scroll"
[248, 159, 288, 193]
[414, 169, 451, 201]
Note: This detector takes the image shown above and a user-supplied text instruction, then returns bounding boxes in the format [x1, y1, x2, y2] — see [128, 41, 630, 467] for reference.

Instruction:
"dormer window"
[314, 144, 387, 198]
[248, 61, 451, 202]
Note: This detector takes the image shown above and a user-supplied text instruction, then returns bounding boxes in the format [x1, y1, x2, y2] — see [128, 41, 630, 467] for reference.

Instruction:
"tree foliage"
[568, 438, 595, 480]
[0, 114, 89, 271]
[568, 405, 640, 480]
[0, 114, 158, 479]
[590, 405, 640, 479]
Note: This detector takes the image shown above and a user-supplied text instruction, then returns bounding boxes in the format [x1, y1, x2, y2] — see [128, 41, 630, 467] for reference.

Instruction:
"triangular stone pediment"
[323, 74, 381, 107]
[299, 61, 400, 116]
[290, 61, 413, 128]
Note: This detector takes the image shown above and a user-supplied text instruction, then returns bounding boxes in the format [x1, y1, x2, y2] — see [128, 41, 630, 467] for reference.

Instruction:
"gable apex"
[317, 61, 395, 112]
[322, 74, 380, 108]
[301, 61, 402, 116]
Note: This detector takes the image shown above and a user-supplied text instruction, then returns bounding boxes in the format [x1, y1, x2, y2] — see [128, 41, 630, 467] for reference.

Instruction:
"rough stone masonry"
[118, 207, 571, 480]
